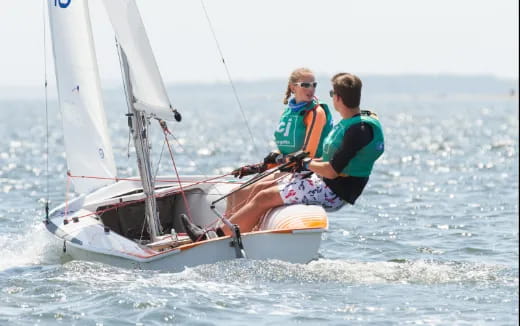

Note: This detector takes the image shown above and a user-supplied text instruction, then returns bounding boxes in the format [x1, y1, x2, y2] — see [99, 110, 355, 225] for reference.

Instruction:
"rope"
[200, 0, 258, 152]
[62, 169, 285, 234]
[165, 132, 229, 198]
[62, 172, 235, 224]
[193, 172, 289, 233]
[153, 139, 166, 180]
[42, 0, 50, 221]
[226, 171, 287, 216]
[65, 173, 238, 185]
[168, 133, 205, 175]
[157, 119, 234, 196]
[161, 126, 193, 221]
[62, 177, 227, 220]
[65, 171, 71, 220]
[42, 1, 264, 235]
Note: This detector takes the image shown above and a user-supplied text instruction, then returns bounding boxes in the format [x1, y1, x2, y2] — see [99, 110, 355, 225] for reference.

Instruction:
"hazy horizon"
[1, 0, 518, 88]
[1, 74, 516, 101]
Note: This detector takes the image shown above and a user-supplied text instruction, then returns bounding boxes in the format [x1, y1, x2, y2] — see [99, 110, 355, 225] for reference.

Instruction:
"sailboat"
[44, 0, 328, 271]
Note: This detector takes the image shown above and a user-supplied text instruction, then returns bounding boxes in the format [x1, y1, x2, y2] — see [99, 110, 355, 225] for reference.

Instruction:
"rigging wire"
[200, 0, 258, 152]
[42, 0, 50, 221]
[153, 139, 166, 180]
[162, 131, 193, 220]
[39, 2, 243, 235]
[155, 120, 227, 197]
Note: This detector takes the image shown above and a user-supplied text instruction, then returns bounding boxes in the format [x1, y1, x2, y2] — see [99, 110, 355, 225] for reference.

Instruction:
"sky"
[0, 0, 518, 87]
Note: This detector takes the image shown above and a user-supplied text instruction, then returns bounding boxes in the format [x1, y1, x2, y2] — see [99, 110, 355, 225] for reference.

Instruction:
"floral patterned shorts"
[278, 173, 346, 212]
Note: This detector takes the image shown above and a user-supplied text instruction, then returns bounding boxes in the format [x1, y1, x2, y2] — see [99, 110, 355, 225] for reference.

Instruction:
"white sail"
[102, 0, 176, 121]
[48, 0, 117, 194]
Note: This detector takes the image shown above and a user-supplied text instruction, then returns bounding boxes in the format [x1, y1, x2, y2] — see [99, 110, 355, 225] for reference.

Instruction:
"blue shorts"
[278, 173, 346, 212]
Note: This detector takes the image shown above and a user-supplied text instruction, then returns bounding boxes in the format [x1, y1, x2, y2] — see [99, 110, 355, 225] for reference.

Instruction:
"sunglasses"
[294, 82, 317, 89]
[329, 90, 335, 97]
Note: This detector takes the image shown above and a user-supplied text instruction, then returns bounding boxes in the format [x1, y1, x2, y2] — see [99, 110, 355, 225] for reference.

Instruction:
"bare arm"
[307, 122, 373, 179]
[308, 160, 340, 179]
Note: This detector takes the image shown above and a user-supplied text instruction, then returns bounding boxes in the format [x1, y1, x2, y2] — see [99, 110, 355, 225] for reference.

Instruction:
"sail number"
[54, 0, 71, 8]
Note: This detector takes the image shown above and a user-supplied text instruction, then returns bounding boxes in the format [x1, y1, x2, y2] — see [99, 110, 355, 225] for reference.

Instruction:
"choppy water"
[0, 78, 518, 325]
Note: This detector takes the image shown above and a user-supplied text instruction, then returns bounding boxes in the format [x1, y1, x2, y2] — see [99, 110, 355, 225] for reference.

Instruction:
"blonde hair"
[283, 67, 314, 105]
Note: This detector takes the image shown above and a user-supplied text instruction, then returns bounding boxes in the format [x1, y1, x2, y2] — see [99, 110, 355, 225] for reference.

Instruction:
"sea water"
[0, 76, 518, 325]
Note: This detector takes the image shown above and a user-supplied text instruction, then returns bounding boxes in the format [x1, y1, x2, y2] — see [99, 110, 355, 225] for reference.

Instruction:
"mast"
[118, 45, 162, 242]
[103, 0, 183, 242]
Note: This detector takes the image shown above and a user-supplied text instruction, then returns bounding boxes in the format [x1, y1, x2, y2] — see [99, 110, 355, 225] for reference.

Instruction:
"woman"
[181, 68, 334, 242]
[226, 67, 333, 215]
[218, 72, 385, 237]
[181, 73, 385, 242]
[182, 72, 384, 242]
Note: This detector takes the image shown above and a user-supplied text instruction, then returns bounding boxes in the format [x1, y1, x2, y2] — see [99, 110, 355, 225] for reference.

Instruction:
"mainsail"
[102, 0, 176, 121]
[103, 0, 176, 241]
[47, 0, 117, 194]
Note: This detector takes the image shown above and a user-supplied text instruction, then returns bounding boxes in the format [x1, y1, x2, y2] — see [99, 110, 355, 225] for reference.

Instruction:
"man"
[182, 73, 384, 240]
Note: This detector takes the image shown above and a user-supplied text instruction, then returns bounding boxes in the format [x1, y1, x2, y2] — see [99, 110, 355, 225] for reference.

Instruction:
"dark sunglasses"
[329, 90, 335, 97]
[294, 82, 317, 89]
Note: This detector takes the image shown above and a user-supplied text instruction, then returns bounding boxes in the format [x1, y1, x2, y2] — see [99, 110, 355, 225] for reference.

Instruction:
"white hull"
[50, 229, 323, 272]
[45, 2, 328, 272]
[45, 175, 328, 272]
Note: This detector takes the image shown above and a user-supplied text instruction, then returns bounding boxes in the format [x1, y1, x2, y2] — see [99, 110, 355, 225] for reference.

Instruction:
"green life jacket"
[274, 100, 333, 157]
[322, 110, 384, 177]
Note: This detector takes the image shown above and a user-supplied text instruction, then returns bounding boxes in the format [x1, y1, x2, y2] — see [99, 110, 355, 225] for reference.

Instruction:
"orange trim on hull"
[264, 215, 328, 230]
[113, 214, 328, 259]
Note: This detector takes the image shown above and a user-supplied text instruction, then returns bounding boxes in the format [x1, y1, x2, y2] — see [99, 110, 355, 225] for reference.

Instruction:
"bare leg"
[222, 185, 284, 236]
[225, 173, 282, 215]
[225, 185, 251, 216]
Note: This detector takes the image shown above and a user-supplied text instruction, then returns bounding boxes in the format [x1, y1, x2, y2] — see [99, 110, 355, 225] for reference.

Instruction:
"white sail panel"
[48, 0, 117, 194]
[102, 0, 175, 121]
